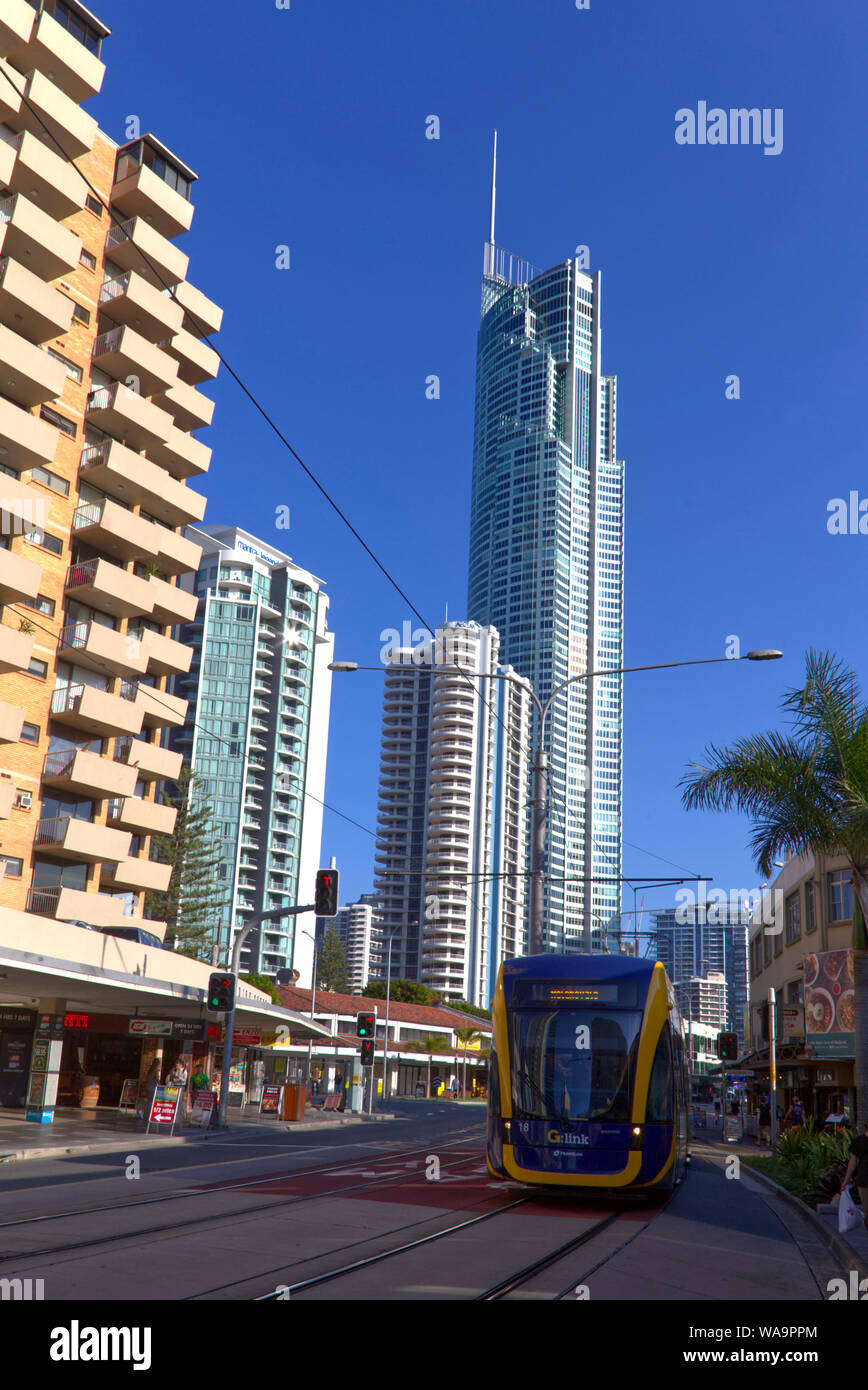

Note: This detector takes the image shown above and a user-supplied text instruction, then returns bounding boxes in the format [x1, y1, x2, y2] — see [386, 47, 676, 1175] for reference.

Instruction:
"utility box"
[282, 1085, 306, 1122]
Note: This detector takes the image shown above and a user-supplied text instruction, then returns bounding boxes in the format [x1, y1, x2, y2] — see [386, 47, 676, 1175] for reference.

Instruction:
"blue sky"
[90, 0, 866, 925]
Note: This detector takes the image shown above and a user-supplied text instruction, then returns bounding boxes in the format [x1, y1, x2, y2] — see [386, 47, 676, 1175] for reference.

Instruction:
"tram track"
[0, 1135, 486, 1265]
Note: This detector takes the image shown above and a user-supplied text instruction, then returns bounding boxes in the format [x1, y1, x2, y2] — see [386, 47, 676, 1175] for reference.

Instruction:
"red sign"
[64, 1012, 89, 1029]
[233, 1028, 262, 1046]
[148, 1085, 181, 1128]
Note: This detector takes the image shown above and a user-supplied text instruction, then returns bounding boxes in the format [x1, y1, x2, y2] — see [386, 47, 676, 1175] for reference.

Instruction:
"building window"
[71, 303, 90, 326]
[24, 593, 56, 617]
[784, 891, 801, 945]
[46, 350, 84, 384]
[30, 465, 70, 495]
[20, 722, 39, 743]
[1, 856, 23, 877]
[805, 880, 816, 933]
[28, 657, 48, 679]
[24, 527, 63, 555]
[827, 870, 853, 923]
[85, 194, 102, 216]
[763, 930, 772, 966]
[79, 249, 97, 271]
[39, 406, 77, 438]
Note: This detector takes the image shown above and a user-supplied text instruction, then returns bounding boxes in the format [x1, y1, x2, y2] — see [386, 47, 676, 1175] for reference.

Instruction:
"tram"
[487, 954, 689, 1191]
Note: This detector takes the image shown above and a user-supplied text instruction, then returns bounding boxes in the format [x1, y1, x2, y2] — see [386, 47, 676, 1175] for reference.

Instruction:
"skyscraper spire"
[489, 129, 497, 246]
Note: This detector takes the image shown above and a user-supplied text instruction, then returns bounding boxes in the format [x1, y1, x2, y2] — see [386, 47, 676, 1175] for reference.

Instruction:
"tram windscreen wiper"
[514, 1069, 570, 1129]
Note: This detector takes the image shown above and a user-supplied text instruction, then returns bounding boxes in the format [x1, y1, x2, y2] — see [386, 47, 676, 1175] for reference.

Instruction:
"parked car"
[101, 925, 164, 949]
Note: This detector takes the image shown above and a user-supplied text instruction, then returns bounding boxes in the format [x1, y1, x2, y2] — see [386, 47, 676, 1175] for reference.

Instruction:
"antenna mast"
[489, 129, 497, 246]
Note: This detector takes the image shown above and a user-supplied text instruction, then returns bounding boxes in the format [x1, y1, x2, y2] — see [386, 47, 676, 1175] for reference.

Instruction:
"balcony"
[128, 682, 187, 729]
[34, 815, 131, 864]
[146, 423, 210, 480]
[0, 698, 23, 742]
[144, 574, 198, 626]
[129, 625, 192, 677]
[0, 390, 57, 472]
[25, 884, 142, 926]
[0, 255, 74, 342]
[0, 471, 44, 534]
[0, 192, 81, 280]
[101, 856, 172, 893]
[92, 325, 179, 397]
[111, 158, 194, 240]
[99, 271, 184, 345]
[172, 279, 223, 338]
[58, 621, 148, 677]
[104, 217, 189, 289]
[0, 321, 66, 407]
[65, 557, 154, 619]
[0, 1, 37, 56]
[79, 439, 206, 529]
[154, 378, 214, 432]
[0, 129, 87, 221]
[7, 7, 106, 103]
[42, 748, 138, 800]
[115, 736, 182, 783]
[0, 543, 40, 604]
[161, 328, 220, 385]
[71, 498, 160, 565]
[106, 795, 176, 837]
[0, 622, 33, 672]
[50, 682, 144, 738]
[14, 68, 97, 159]
[86, 382, 173, 453]
[152, 524, 200, 577]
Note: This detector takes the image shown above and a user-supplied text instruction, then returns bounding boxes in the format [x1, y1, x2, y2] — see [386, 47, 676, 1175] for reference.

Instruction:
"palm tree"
[680, 650, 868, 1122]
[455, 1026, 484, 1099]
[407, 1034, 451, 1097]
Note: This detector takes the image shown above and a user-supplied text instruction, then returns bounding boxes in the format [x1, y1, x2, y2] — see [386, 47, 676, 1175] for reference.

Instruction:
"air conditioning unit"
[14, 790, 32, 810]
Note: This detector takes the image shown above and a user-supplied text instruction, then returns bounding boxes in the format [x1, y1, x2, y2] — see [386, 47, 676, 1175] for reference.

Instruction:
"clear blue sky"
[91, 0, 867, 924]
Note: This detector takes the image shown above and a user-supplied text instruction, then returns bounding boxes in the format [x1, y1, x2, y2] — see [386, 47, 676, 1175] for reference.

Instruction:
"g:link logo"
[547, 1129, 590, 1145]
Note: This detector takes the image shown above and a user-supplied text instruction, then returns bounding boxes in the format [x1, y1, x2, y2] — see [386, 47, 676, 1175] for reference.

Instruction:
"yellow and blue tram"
[487, 954, 689, 1191]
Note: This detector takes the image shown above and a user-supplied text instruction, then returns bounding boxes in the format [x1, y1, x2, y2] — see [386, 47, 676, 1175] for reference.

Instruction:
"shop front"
[56, 1014, 217, 1109]
[0, 1007, 36, 1109]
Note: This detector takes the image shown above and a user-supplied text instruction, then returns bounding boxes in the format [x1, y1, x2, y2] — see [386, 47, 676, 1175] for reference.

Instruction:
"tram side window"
[646, 1026, 673, 1122]
[488, 1039, 500, 1113]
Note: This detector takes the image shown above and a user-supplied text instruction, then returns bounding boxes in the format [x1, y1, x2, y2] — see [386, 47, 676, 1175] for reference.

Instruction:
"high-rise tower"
[467, 136, 625, 952]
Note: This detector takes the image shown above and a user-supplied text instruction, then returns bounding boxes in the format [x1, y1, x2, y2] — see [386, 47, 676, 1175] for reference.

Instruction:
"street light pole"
[302, 929, 318, 1090]
[380, 928, 398, 1108]
[216, 903, 314, 1129]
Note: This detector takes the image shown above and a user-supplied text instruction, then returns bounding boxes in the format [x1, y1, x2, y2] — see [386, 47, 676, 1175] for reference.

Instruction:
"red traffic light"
[315, 868, 339, 917]
[716, 1031, 738, 1061]
[360, 1041, 375, 1066]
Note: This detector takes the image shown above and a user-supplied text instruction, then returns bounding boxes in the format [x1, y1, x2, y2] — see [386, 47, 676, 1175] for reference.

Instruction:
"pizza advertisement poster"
[804, 950, 855, 1057]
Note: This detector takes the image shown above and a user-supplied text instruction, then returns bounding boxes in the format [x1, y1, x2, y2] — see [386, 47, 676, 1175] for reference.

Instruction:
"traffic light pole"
[216, 904, 314, 1130]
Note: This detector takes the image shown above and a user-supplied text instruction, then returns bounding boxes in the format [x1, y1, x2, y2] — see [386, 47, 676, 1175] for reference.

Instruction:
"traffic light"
[716, 1031, 738, 1061]
[315, 868, 339, 916]
[759, 1002, 770, 1042]
[356, 1011, 375, 1038]
[207, 973, 235, 1013]
[360, 1041, 375, 1067]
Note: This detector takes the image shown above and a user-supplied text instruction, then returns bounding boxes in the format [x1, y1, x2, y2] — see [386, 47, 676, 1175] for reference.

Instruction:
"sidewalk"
[0, 1101, 399, 1164]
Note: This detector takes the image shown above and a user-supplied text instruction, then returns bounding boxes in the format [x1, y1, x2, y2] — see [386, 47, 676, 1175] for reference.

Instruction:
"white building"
[174, 525, 334, 985]
[676, 972, 728, 1032]
[320, 895, 380, 992]
[374, 622, 532, 1007]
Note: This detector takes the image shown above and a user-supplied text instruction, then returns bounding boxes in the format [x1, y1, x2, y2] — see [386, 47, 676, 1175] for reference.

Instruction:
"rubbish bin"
[282, 1085, 306, 1122]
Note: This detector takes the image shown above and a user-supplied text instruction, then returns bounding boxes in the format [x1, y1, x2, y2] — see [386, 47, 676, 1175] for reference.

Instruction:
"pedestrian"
[730, 1097, 740, 1117]
[190, 1065, 209, 1103]
[840, 1120, 868, 1233]
[451, 1077, 460, 1100]
[784, 1095, 806, 1130]
[758, 1099, 771, 1146]
[713, 1099, 721, 1115]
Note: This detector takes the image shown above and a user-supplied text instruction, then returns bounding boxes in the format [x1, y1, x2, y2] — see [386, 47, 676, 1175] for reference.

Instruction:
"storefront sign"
[229, 1028, 261, 1046]
[171, 1020, 207, 1040]
[189, 1089, 217, 1127]
[782, 1006, 804, 1042]
[147, 1084, 181, 1131]
[260, 1084, 283, 1115]
[118, 1078, 139, 1111]
[804, 950, 855, 1058]
[129, 1019, 173, 1037]
[64, 1012, 89, 1030]
[36, 1014, 64, 1039]
[0, 1008, 35, 1027]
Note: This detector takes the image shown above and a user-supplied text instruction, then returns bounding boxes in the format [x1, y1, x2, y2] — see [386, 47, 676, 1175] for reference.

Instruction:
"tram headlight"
[503, 1120, 513, 1143]
[629, 1125, 643, 1150]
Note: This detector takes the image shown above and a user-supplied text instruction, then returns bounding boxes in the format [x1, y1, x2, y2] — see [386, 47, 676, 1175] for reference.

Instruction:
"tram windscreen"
[510, 1010, 642, 1123]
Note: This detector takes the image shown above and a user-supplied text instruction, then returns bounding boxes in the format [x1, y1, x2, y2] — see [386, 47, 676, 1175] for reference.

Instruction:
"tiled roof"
[277, 984, 491, 1033]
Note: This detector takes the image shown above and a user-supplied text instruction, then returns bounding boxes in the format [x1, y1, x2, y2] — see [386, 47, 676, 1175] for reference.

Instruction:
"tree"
[680, 650, 868, 1122]
[242, 973, 280, 1004]
[317, 925, 350, 993]
[362, 978, 438, 1005]
[442, 998, 492, 1021]
[144, 767, 228, 960]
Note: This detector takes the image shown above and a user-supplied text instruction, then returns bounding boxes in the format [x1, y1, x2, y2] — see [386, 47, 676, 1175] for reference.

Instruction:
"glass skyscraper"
[467, 203, 625, 952]
[173, 525, 333, 984]
[652, 906, 750, 1042]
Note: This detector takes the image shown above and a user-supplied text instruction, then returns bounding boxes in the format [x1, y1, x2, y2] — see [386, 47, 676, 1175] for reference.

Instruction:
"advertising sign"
[782, 1006, 804, 1042]
[230, 1028, 261, 1047]
[118, 1078, 139, 1111]
[0, 1008, 35, 1027]
[147, 1084, 181, 1131]
[129, 1019, 173, 1037]
[172, 1020, 207, 1040]
[804, 950, 855, 1058]
[259, 1084, 283, 1115]
[189, 1089, 217, 1127]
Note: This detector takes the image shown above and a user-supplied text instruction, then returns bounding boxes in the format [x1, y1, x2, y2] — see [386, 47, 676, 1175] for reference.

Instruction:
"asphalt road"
[0, 1103, 847, 1301]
